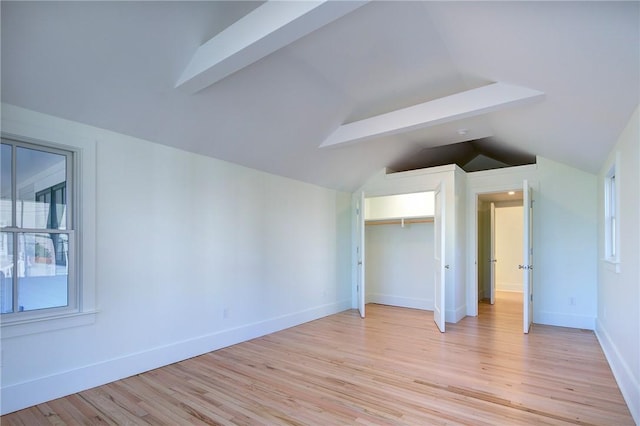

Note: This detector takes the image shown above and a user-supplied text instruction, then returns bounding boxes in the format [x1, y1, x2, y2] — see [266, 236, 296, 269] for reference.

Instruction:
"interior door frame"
[523, 180, 533, 333]
[354, 184, 444, 326]
[473, 188, 522, 313]
[469, 181, 537, 317]
[490, 201, 496, 305]
[356, 192, 365, 318]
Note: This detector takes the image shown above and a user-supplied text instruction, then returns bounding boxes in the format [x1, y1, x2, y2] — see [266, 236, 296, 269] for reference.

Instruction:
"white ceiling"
[2, 1, 638, 192]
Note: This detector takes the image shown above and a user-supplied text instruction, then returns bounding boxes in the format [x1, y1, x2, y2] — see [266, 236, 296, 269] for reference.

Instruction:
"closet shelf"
[365, 217, 434, 226]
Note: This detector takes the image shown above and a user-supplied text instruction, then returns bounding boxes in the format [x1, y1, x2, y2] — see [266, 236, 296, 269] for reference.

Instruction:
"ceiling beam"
[319, 82, 545, 148]
[176, 0, 368, 94]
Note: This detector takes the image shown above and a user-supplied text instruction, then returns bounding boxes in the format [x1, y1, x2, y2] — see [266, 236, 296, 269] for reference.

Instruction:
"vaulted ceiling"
[2, 1, 638, 191]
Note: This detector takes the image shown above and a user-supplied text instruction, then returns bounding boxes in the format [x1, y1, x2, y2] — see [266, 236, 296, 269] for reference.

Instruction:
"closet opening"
[477, 190, 524, 322]
[363, 192, 436, 312]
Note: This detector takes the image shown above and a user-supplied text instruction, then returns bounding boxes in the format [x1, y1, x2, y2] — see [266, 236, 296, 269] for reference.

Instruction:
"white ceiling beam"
[319, 82, 545, 148]
[176, 0, 368, 93]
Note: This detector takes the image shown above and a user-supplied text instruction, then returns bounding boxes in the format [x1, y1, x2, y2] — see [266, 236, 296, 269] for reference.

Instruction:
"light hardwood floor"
[3, 293, 633, 425]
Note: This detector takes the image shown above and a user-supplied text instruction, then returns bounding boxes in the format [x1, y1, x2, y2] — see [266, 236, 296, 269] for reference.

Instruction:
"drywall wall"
[365, 222, 434, 310]
[466, 158, 598, 330]
[533, 157, 598, 329]
[365, 192, 434, 220]
[495, 205, 523, 292]
[0, 104, 352, 414]
[596, 106, 639, 424]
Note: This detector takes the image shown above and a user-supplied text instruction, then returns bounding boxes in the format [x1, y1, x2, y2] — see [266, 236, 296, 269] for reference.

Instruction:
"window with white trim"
[1, 138, 77, 320]
[604, 163, 619, 263]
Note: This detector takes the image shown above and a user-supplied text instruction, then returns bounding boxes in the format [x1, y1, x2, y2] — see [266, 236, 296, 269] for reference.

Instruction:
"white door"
[434, 183, 446, 332]
[490, 202, 496, 305]
[357, 192, 365, 318]
[523, 180, 533, 333]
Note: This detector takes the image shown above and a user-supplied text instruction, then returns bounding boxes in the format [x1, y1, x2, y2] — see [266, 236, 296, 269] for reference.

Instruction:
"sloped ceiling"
[1, 1, 638, 191]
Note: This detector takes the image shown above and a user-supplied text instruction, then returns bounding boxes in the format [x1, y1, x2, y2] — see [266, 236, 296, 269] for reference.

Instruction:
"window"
[604, 161, 619, 265]
[1, 138, 76, 320]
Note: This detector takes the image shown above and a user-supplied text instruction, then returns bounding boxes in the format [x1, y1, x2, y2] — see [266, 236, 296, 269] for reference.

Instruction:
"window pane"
[611, 217, 616, 257]
[16, 147, 67, 229]
[1, 232, 14, 313]
[17, 233, 68, 311]
[1, 144, 11, 228]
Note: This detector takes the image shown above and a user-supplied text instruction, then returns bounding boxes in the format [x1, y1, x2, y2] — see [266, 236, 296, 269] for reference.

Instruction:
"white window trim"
[1, 132, 97, 337]
[603, 152, 620, 273]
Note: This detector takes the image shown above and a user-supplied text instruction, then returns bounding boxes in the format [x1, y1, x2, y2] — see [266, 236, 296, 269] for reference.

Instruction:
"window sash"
[1, 138, 77, 319]
[604, 164, 619, 263]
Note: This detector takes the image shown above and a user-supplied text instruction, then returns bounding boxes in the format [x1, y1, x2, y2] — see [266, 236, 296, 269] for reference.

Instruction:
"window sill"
[601, 258, 621, 274]
[1, 310, 97, 339]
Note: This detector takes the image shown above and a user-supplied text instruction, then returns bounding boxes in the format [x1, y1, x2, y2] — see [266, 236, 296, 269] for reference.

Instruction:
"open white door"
[522, 180, 533, 333]
[490, 202, 496, 305]
[434, 183, 446, 332]
[357, 192, 365, 318]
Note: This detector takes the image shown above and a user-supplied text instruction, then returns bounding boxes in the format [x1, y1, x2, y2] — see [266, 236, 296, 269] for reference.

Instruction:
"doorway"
[356, 189, 445, 331]
[477, 191, 524, 319]
[360, 191, 435, 315]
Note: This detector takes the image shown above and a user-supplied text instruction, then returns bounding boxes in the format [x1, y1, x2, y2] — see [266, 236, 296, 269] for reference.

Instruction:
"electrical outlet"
[223, 308, 229, 319]
[569, 297, 576, 306]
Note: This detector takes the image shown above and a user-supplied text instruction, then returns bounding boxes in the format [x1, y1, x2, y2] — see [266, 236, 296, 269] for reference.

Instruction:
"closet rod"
[365, 218, 434, 226]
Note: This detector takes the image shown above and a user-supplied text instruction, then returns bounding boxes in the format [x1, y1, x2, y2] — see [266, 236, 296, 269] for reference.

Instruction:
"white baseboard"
[534, 310, 595, 330]
[0, 299, 351, 415]
[366, 294, 466, 324]
[595, 319, 640, 425]
[496, 282, 523, 293]
[367, 293, 432, 310]
[446, 304, 467, 323]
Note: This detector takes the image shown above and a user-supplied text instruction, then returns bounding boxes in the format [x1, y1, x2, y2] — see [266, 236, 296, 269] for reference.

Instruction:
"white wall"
[365, 192, 434, 220]
[365, 222, 434, 310]
[534, 157, 598, 329]
[0, 104, 352, 414]
[495, 205, 523, 292]
[596, 106, 639, 424]
[466, 159, 598, 330]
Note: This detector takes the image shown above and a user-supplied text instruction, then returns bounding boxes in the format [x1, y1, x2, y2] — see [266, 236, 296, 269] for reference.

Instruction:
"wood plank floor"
[3, 293, 633, 425]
